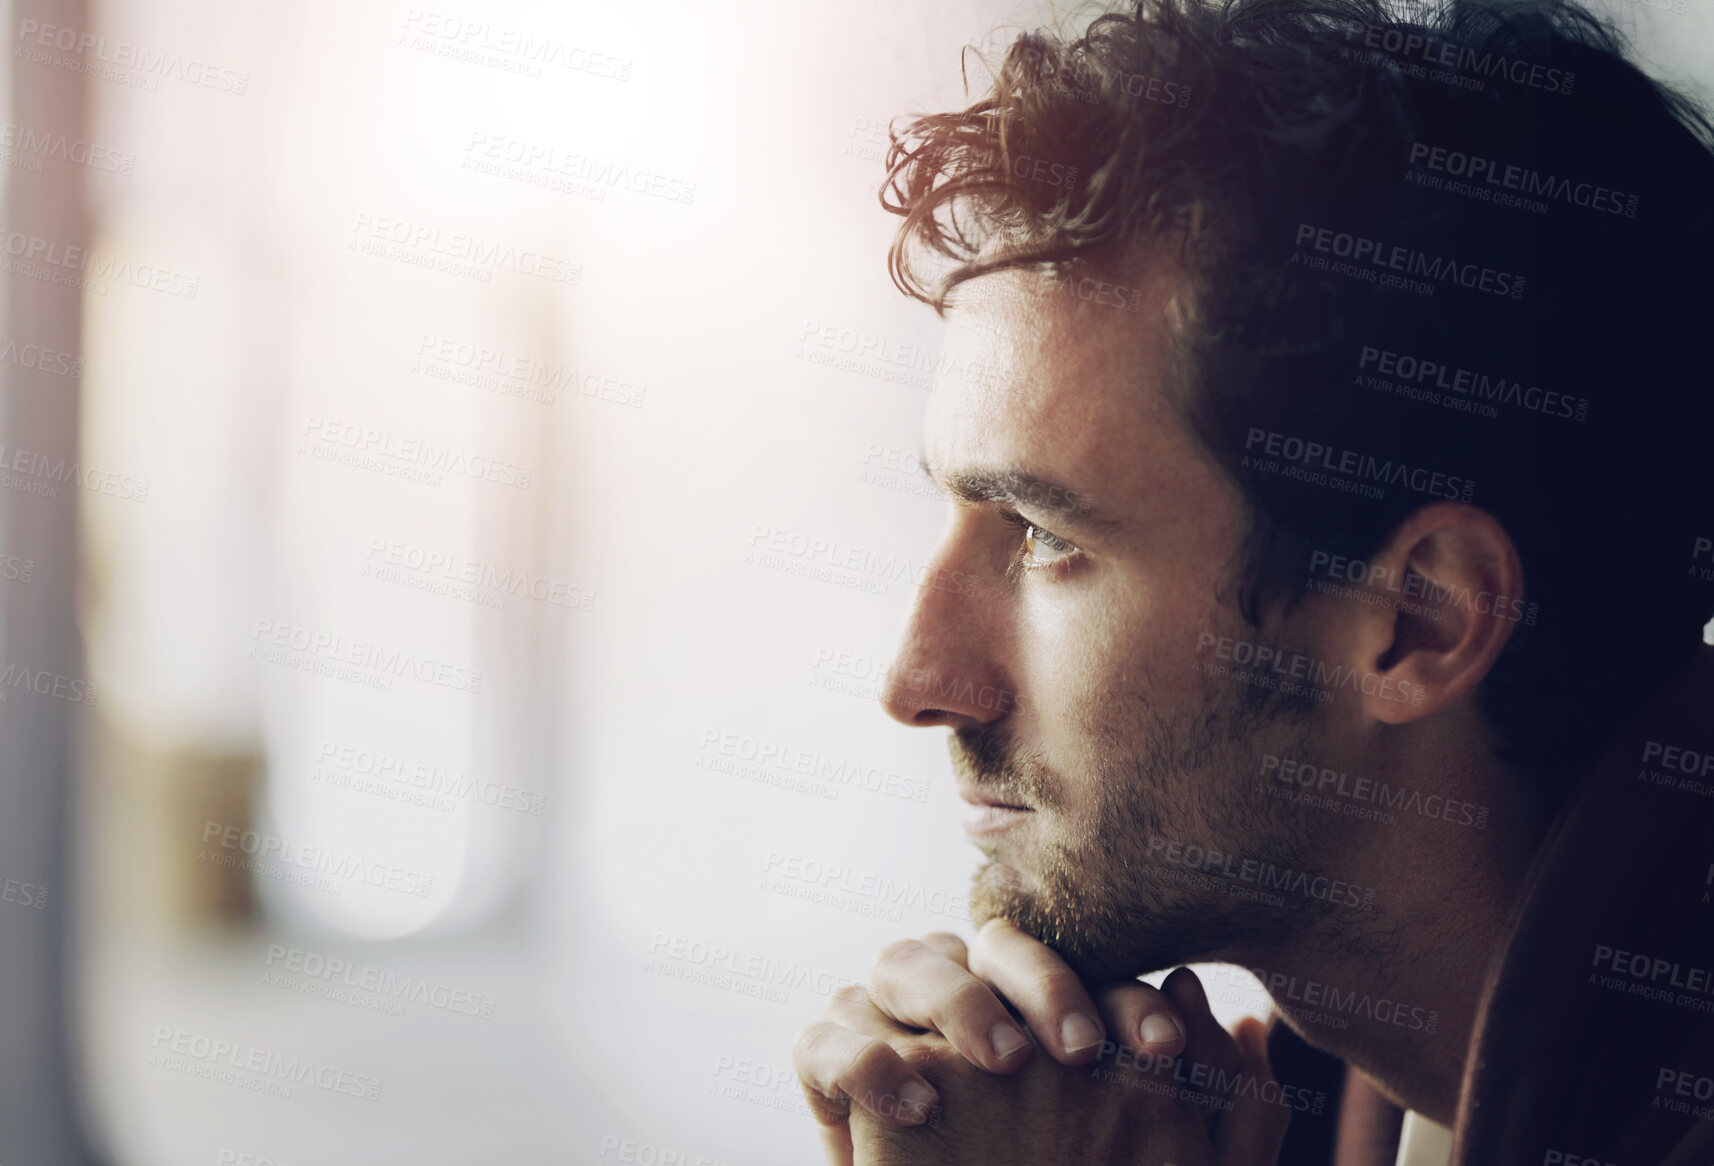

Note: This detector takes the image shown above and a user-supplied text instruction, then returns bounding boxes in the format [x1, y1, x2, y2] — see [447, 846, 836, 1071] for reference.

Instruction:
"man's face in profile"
[884, 268, 1355, 984]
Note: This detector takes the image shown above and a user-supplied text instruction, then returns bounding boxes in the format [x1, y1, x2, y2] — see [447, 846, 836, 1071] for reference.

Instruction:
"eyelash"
[998, 510, 1081, 578]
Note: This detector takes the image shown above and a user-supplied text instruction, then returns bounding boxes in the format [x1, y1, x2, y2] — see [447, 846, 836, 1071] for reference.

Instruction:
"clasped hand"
[792, 920, 1288, 1166]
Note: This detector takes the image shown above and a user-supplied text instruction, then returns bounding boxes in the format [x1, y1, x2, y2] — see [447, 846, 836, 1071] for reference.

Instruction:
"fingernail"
[898, 1077, 937, 1123]
[990, 1022, 1029, 1059]
[1140, 1012, 1185, 1046]
[1061, 1012, 1103, 1053]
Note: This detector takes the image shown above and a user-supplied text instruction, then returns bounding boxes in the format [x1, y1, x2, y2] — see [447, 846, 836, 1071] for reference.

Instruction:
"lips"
[958, 784, 1034, 838]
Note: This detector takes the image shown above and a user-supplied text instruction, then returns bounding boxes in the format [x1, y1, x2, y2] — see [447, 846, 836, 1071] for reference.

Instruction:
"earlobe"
[1345, 503, 1525, 726]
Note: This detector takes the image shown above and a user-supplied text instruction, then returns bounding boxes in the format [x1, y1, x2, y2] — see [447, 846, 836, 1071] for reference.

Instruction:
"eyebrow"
[918, 451, 1122, 537]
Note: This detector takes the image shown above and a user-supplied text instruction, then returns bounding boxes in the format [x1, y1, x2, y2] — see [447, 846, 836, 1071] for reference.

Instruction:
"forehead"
[925, 268, 1188, 491]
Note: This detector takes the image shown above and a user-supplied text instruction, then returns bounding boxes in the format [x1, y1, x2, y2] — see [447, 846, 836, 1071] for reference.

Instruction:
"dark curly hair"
[881, 0, 1714, 807]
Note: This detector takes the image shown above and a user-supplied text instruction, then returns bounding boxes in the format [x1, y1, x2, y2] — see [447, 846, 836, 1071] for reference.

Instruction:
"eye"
[999, 510, 1081, 573]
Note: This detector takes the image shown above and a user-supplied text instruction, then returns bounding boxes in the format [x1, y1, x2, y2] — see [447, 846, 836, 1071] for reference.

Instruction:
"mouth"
[958, 785, 1034, 837]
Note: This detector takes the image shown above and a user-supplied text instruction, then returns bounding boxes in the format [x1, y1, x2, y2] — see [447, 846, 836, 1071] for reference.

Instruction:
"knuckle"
[792, 1020, 841, 1072]
[1035, 966, 1085, 1007]
[873, 937, 923, 975]
[896, 1040, 980, 1093]
[895, 1039, 953, 1077]
[830, 982, 869, 1008]
[946, 975, 1001, 1017]
[845, 1035, 903, 1084]
[1106, 978, 1162, 1004]
[1104, 983, 1171, 1024]
[966, 929, 1024, 978]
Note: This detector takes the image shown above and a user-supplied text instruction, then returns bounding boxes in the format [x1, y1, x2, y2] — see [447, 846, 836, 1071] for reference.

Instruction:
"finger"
[966, 918, 1108, 1063]
[915, 931, 969, 966]
[825, 983, 912, 1037]
[1214, 1017, 1292, 1166]
[1163, 967, 1257, 1139]
[792, 1019, 939, 1129]
[869, 937, 1034, 1072]
[1162, 965, 1243, 1078]
[1093, 978, 1188, 1060]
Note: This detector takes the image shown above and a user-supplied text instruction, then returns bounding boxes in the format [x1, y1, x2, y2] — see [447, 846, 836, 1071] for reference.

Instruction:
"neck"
[1233, 738, 1549, 1125]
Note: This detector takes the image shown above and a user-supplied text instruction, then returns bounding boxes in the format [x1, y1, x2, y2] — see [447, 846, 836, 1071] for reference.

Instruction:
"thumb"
[1214, 1017, 1292, 1166]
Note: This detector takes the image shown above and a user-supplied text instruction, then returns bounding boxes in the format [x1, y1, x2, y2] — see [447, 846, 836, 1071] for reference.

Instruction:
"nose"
[879, 537, 1015, 730]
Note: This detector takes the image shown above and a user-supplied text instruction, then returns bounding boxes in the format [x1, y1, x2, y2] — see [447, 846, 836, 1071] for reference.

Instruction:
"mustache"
[948, 723, 1060, 810]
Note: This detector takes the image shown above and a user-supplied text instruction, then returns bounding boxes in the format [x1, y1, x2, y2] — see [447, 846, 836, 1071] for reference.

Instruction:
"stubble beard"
[959, 662, 1331, 986]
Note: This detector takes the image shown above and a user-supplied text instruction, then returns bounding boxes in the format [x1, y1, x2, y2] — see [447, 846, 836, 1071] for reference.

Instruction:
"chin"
[969, 861, 1174, 986]
[973, 857, 1227, 980]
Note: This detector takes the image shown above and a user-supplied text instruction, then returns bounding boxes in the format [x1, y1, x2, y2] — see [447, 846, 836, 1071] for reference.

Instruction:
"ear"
[1320, 503, 1525, 726]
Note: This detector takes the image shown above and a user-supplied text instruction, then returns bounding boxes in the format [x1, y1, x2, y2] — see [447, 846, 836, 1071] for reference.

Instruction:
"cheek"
[1012, 571, 1214, 744]
[1011, 590, 1121, 710]
[1010, 584, 1152, 785]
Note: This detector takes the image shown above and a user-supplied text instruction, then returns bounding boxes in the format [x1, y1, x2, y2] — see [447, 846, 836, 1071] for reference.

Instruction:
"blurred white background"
[11, 0, 1702, 1162]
